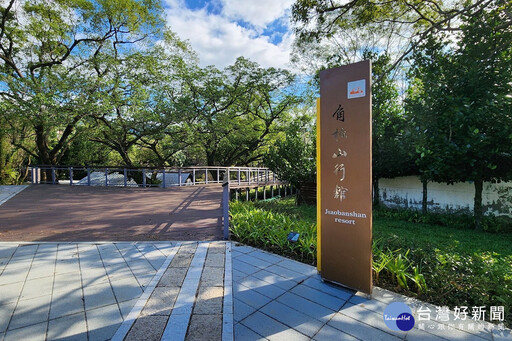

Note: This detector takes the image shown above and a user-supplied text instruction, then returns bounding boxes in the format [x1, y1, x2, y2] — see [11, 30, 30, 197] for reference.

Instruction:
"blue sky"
[163, 0, 295, 69]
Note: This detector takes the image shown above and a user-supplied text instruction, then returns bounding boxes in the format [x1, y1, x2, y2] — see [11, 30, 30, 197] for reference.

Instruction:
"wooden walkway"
[0, 185, 223, 242]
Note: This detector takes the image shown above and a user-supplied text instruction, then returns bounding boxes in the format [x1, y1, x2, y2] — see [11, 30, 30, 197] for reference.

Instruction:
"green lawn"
[229, 197, 512, 328]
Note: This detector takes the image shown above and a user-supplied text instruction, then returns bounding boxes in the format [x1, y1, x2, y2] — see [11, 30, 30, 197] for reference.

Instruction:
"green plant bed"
[229, 197, 512, 328]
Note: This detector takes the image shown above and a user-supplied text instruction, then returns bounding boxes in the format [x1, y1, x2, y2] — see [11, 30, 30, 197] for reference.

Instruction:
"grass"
[229, 196, 512, 328]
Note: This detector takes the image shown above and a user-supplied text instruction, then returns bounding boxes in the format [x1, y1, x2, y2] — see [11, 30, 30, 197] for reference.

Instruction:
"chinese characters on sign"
[319, 60, 372, 294]
[332, 104, 345, 122]
[415, 305, 506, 333]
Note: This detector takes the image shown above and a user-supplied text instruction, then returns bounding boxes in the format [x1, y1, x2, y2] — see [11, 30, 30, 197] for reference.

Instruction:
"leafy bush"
[230, 197, 512, 327]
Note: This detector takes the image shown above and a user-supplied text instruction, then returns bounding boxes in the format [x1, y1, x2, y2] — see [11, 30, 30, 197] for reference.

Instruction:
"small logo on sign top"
[347, 79, 366, 99]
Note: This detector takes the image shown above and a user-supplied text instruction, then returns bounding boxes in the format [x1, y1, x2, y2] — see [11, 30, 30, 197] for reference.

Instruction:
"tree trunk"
[372, 176, 380, 207]
[474, 179, 483, 230]
[422, 179, 428, 214]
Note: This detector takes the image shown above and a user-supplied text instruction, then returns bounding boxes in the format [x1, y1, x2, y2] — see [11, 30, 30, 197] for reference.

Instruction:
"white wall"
[379, 176, 512, 217]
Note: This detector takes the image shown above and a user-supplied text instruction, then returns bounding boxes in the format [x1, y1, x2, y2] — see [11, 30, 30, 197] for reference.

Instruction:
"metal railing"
[28, 165, 280, 188]
[29, 164, 290, 241]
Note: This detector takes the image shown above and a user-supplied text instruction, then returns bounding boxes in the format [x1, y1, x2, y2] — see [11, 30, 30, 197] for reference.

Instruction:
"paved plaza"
[0, 241, 510, 340]
[0, 186, 511, 340]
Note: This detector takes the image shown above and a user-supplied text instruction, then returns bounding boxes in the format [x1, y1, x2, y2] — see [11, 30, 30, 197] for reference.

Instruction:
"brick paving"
[0, 185, 223, 242]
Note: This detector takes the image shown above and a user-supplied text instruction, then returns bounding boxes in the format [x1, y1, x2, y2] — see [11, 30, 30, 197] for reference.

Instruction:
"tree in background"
[172, 57, 299, 166]
[291, 0, 506, 76]
[0, 0, 163, 175]
[407, 1, 512, 227]
[367, 51, 416, 206]
[264, 114, 316, 204]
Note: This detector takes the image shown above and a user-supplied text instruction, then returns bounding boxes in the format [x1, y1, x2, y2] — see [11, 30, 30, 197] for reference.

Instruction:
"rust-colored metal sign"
[318, 60, 372, 295]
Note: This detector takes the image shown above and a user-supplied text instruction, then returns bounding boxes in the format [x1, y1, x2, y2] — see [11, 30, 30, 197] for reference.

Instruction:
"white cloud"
[163, 0, 294, 69]
[220, 0, 295, 29]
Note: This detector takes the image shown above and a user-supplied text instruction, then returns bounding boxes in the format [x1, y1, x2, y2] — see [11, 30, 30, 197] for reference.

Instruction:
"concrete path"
[0, 186, 27, 206]
[0, 241, 510, 340]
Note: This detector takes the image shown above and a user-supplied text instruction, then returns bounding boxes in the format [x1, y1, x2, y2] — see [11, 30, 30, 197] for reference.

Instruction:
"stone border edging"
[111, 242, 182, 341]
[222, 242, 233, 341]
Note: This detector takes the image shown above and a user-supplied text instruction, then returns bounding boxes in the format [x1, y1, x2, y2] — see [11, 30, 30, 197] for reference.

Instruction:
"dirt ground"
[0, 185, 224, 242]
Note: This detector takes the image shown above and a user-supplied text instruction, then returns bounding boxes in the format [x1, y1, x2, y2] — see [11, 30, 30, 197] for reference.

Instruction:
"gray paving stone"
[49, 290, 84, 320]
[0, 282, 24, 304]
[193, 286, 223, 314]
[237, 276, 287, 299]
[233, 269, 248, 282]
[170, 253, 194, 268]
[312, 324, 360, 341]
[405, 327, 448, 341]
[3, 321, 47, 341]
[0, 246, 17, 259]
[492, 328, 512, 341]
[328, 312, 401, 341]
[340, 303, 407, 339]
[303, 276, 354, 300]
[241, 311, 310, 341]
[236, 254, 272, 269]
[52, 272, 82, 294]
[290, 284, 346, 311]
[110, 277, 143, 303]
[249, 250, 284, 265]
[265, 264, 307, 282]
[349, 294, 391, 314]
[416, 320, 494, 341]
[9, 294, 51, 330]
[275, 259, 317, 276]
[13, 244, 38, 256]
[141, 286, 180, 316]
[80, 268, 110, 287]
[19, 276, 54, 301]
[47, 311, 87, 341]
[233, 283, 272, 310]
[177, 243, 198, 254]
[231, 244, 255, 254]
[0, 302, 16, 333]
[54, 258, 80, 276]
[83, 283, 117, 311]
[86, 303, 123, 341]
[153, 243, 179, 257]
[260, 301, 324, 337]
[232, 259, 261, 276]
[205, 253, 225, 267]
[118, 298, 139, 319]
[0, 265, 30, 286]
[276, 292, 335, 323]
[234, 323, 268, 341]
[234, 298, 256, 322]
[251, 269, 297, 291]
[200, 267, 224, 286]
[207, 242, 226, 254]
[158, 267, 187, 287]
[186, 314, 222, 341]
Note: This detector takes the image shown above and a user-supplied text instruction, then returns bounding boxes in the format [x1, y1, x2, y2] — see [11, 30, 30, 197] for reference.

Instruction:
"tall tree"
[407, 1, 512, 227]
[172, 57, 299, 166]
[367, 51, 416, 206]
[291, 0, 507, 76]
[0, 0, 163, 172]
